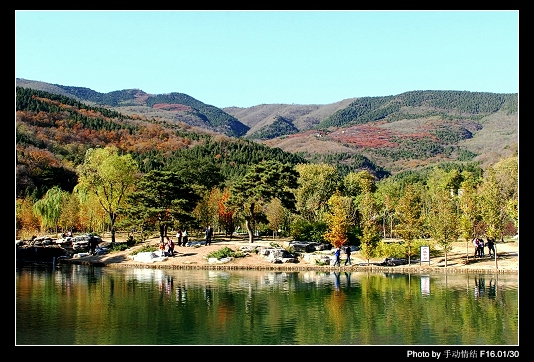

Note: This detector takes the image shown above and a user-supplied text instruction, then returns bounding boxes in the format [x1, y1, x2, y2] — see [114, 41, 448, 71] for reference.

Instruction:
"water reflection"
[472, 275, 498, 300]
[16, 265, 518, 345]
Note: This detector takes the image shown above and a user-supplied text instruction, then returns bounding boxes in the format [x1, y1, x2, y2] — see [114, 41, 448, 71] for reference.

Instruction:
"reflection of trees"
[17, 267, 518, 345]
[323, 272, 346, 342]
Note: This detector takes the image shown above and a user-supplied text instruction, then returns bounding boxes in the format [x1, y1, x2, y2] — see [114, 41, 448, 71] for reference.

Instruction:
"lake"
[15, 264, 518, 346]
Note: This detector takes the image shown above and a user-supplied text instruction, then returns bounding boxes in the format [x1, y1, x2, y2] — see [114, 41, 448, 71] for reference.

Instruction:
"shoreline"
[53, 235, 519, 275]
[60, 258, 518, 274]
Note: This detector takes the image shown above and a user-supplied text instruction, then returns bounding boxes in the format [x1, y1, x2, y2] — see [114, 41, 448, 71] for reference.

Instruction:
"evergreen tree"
[123, 170, 200, 243]
[226, 160, 298, 243]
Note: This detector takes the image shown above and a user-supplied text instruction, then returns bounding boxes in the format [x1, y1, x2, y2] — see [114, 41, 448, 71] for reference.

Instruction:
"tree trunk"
[245, 218, 254, 243]
[110, 213, 117, 244]
[159, 224, 165, 243]
[466, 239, 469, 264]
[246, 203, 255, 243]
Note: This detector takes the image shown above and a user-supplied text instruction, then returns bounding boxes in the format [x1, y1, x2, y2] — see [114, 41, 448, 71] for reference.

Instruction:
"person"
[473, 237, 480, 257]
[88, 235, 99, 255]
[159, 241, 166, 257]
[478, 238, 485, 257]
[333, 247, 341, 267]
[486, 238, 495, 257]
[344, 245, 352, 265]
[166, 237, 175, 257]
[176, 229, 183, 247]
[182, 229, 188, 246]
[205, 225, 213, 246]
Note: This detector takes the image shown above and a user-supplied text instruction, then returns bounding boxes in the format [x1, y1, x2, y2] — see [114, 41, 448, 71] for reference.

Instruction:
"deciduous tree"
[76, 146, 139, 243]
[395, 183, 423, 265]
[324, 192, 356, 248]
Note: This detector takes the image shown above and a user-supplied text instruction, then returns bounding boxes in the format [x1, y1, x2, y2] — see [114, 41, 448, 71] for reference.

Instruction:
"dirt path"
[70, 233, 518, 274]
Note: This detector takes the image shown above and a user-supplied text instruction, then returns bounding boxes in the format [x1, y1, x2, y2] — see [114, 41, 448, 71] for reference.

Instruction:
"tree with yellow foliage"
[324, 191, 356, 249]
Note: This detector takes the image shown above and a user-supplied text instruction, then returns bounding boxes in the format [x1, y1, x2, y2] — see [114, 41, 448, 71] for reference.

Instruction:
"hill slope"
[15, 79, 518, 176]
[15, 78, 250, 138]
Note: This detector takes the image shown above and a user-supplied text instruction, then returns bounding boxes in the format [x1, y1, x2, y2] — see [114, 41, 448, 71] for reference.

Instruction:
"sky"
[15, 10, 519, 109]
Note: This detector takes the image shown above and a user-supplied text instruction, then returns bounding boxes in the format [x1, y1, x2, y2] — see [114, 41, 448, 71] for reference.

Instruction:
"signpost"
[420, 246, 430, 266]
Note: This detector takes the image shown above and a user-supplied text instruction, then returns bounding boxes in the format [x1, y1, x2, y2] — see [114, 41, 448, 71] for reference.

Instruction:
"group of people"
[159, 226, 214, 257]
[473, 237, 496, 258]
[175, 229, 189, 247]
[159, 229, 188, 258]
[333, 245, 352, 267]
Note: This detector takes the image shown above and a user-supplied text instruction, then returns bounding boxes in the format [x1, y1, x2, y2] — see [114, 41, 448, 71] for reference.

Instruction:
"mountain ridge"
[15, 78, 518, 176]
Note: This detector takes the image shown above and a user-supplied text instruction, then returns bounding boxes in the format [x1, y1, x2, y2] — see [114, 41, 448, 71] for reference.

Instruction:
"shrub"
[129, 244, 158, 256]
[207, 246, 244, 259]
[108, 242, 130, 253]
[375, 239, 436, 259]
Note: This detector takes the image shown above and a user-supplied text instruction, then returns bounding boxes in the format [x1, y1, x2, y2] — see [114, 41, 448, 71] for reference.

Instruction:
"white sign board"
[420, 246, 430, 263]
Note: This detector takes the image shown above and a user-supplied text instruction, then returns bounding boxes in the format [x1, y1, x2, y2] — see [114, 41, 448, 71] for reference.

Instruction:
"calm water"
[15, 264, 518, 345]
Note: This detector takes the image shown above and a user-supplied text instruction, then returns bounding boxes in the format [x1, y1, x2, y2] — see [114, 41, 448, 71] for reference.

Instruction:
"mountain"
[15, 86, 309, 198]
[16, 78, 518, 177]
[238, 91, 518, 174]
[15, 78, 250, 138]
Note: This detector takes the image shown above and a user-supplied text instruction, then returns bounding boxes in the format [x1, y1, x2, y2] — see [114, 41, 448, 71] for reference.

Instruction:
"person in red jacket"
[166, 237, 175, 257]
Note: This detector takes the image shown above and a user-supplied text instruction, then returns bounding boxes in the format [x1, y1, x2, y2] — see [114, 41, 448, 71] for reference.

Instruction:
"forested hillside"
[15, 78, 250, 138]
[15, 85, 518, 247]
[15, 87, 305, 199]
[261, 91, 518, 174]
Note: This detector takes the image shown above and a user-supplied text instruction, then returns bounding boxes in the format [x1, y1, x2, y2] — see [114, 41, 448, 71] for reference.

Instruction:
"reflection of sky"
[95, 267, 517, 299]
[420, 275, 431, 296]
[130, 268, 166, 282]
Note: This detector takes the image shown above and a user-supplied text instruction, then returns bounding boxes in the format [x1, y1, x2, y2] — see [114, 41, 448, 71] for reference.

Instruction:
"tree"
[478, 166, 507, 241]
[226, 160, 298, 243]
[265, 198, 286, 239]
[32, 186, 69, 234]
[57, 191, 81, 234]
[323, 192, 356, 248]
[123, 170, 200, 243]
[357, 175, 381, 265]
[16, 195, 41, 239]
[193, 187, 220, 234]
[395, 183, 423, 265]
[294, 163, 339, 222]
[457, 171, 480, 263]
[375, 178, 402, 238]
[493, 155, 519, 236]
[425, 168, 460, 267]
[217, 187, 236, 237]
[76, 146, 139, 243]
[342, 170, 376, 197]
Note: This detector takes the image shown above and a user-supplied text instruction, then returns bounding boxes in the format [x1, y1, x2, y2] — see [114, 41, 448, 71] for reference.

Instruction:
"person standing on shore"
[182, 229, 188, 246]
[205, 225, 213, 246]
[473, 237, 481, 257]
[486, 238, 496, 257]
[344, 245, 352, 265]
[478, 238, 485, 257]
[176, 229, 183, 247]
[88, 235, 99, 255]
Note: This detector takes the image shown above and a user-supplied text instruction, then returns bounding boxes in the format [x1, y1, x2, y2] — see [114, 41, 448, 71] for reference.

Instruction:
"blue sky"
[15, 10, 519, 108]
